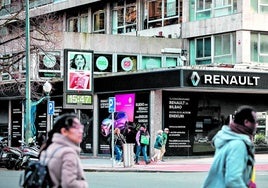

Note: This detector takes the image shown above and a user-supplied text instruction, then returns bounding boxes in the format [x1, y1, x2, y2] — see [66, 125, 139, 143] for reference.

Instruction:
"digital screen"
[66, 94, 92, 105]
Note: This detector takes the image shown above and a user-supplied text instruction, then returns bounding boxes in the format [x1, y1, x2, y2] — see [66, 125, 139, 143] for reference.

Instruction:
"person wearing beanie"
[202, 106, 257, 188]
[39, 113, 88, 188]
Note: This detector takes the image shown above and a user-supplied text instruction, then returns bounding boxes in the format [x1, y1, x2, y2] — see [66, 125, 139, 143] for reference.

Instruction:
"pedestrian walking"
[114, 128, 126, 164]
[135, 125, 150, 165]
[151, 130, 163, 163]
[202, 105, 257, 188]
[39, 113, 88, 188]
[160, 128, 169, 161]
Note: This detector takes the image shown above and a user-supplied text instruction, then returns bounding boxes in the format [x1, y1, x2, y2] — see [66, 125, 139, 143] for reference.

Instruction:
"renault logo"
[191, 71, 200, 86]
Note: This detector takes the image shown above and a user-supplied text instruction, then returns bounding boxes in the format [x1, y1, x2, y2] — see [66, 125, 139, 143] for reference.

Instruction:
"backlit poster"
[67, 51, 92, 91]
[63, 49, 94, 109]
[115, 93, 135, 122]
[98, 92, 150, 154]
[163, 91, 198, 156]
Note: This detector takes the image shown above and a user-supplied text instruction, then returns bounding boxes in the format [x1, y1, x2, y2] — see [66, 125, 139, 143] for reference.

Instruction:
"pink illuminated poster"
[69, 72, 90, 90]
[115, 93, 135, 122]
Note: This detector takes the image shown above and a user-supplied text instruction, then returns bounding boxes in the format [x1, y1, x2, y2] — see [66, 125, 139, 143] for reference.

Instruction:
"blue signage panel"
[48, 101, 55, 115]
[108, 97, 115, 113]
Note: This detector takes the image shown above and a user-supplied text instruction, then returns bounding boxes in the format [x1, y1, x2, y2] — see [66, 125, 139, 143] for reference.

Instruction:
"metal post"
[25, 0, 32, 143]
[111, 112, 115, 167]
[46, 95, 51, 139]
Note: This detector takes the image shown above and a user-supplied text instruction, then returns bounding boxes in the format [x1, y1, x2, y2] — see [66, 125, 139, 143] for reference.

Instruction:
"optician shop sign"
[185, 70, 267, 89]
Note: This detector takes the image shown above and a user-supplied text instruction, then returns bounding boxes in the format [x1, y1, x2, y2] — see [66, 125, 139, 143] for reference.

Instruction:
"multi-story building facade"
[0, 0, 268, 156]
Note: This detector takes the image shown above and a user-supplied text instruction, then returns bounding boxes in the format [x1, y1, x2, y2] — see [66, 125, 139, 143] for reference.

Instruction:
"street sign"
[108, 97, 115, 113]
[48, 101, 55, 115]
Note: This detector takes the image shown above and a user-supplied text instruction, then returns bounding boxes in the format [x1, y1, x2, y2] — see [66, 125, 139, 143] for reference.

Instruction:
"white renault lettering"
[204, 74, 260, 86]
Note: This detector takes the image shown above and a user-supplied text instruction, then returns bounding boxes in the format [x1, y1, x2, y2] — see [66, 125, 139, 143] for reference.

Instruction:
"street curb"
[83, 169, 194, 173]
[81, 154, 268, 173]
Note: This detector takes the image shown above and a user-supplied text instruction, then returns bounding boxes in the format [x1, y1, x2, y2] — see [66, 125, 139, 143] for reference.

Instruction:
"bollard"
[123, 143, 135, 167]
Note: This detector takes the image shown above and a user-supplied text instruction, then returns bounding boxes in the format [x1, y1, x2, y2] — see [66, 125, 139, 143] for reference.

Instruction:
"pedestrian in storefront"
[202, 105, 257, 188]
[123, 122, 136, 144]
[135, 125, 150, 165]
[39, 113, 88, 188]
[160, 128, 169, 162]
[114, 128, 126, 165]
[151, 130, 163, 163]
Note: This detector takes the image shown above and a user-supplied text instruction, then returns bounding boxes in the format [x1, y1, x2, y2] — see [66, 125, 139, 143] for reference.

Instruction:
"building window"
[67, 13, 88, 33]
[1, 53, 26, 80]
[190, 0, 237, 21]
[141, 56, 161, 70]
[251, 0, 268, 13]
[196, 37, 211, 65]
[93, 10, 105, 34]
[214, 33, 235, 64]
[112, 0, 137, 34]
[196, 0, 212, 20]
[259, 0, 268, 12]
[214, 0, 237, 17]
[145, 0, 180, 29]
[251, 33, 268, 63]
[192, 33, 235, 65]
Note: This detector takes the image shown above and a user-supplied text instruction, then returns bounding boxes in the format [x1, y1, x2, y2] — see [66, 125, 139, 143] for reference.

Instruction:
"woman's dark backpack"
[20, 161, 53, 188]
[20, 146, 63, 188]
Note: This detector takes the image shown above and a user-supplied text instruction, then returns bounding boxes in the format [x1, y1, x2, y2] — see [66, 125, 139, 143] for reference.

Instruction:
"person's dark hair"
[39, 113, 78, 154]
[70, 54, 86, 69]
[233, 105, 256, 125]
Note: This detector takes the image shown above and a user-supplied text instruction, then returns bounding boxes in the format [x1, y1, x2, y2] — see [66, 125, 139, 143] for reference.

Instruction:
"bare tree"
[0, 1, 61, 100]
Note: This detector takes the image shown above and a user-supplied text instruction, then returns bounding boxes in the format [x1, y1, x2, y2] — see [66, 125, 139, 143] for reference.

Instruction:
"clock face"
[43, 54, 56, 68]
[66, 94, 92, 105]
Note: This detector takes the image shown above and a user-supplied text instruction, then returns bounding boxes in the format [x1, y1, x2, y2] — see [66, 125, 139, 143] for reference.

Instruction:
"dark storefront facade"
[94, 68, 268, 156]
[1, 68, 268, 157]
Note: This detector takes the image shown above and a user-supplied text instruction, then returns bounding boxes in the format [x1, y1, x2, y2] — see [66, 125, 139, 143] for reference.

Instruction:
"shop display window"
[117, 55, 137, 72]
[38, 52, 61, 78]
[93, 54, 113, 73]
[141, 56, 161, 70]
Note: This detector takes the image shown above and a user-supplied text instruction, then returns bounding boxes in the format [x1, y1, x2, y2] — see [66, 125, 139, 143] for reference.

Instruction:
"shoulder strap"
[43, 146, 65, 165]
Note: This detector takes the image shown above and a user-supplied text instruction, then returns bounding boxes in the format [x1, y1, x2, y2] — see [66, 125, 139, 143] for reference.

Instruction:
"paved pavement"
[80, 153, 268, 172]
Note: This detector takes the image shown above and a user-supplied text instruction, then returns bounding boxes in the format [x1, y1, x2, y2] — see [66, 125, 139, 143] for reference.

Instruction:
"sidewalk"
[81, 154, 268, 172]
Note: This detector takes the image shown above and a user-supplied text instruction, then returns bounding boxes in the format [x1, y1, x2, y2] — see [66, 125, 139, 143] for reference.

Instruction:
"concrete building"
[0, 0, 267, 156]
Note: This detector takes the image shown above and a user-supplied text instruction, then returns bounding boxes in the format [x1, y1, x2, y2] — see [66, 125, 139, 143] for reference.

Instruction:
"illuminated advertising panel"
[98, 92, 150, 154]
[115, 93, 135, 122]
[63, 49, 94, 109]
